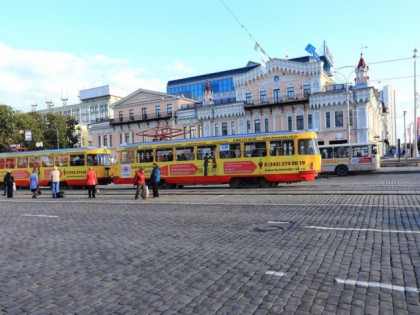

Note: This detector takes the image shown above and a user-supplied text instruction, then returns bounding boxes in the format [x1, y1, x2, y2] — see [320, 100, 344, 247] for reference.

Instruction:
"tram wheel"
[229, 178, 240, 189]
[259, 178, 271, 188]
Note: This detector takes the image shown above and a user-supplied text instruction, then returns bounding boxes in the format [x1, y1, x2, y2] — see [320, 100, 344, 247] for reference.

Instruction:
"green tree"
[0, 104, 20, 152]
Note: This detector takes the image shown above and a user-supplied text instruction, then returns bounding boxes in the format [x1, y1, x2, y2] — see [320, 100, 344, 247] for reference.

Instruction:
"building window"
[335, 111, 344, 127]
[350, 110, 353, 126]
[308, 114, 313, 129]
[98, 135, 101, 147]
[303, 84, 311, 97]
[247, 120, 251, 133]
[132, 132, 135, 143]
[119, 111, 123, 122]
[109, 135, 113, 147]
[288, 116, 292, 131]
[296, 115, 304, 130]
[103, 135, 108, 147]
[273, 89, 280, 103]
[222, 122, 228, 136]
[326, 112, 331, 128]
[215, 123, 219, 136]
[190, 126, 196, 138]
[156, 106, 161, 117]
[129, 109, 134, 121]
[254, 118, 261, 133]
[125, 133, 130, 144]
[264, 118, 269, 132]
[141, 108, 147, 120]
[119, 133, 123, 144]
[198, 124, 203, 137]
[231, 121, 235, 135]
[167, 104, 173, 116]
[287, 86, 294, 99]
[259, 91, 267, 103]
[246, 92, 252, 104]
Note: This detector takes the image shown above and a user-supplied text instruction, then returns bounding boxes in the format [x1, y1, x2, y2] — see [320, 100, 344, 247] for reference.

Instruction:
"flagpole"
[414, 48, 418, 158]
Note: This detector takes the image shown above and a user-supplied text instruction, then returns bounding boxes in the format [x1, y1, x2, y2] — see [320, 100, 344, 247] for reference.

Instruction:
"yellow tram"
[112, 131, 321, 188]
[0, 147, 113, 188]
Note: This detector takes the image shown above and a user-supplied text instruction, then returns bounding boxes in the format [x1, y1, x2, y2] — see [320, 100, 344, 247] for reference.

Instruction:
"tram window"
[42, 156, 53, 167]
[197, 145, 216, 160]
[87, 154, 98, 166]
[29, 156, 40, 168]
[120, 150, 135, 164]
[244, 141, 267, 157]
[6, 158, 15, 168]
[69, 154, 85, 166]
[55, 155, 69, 167]
[156, 148, 174, 162]
[0, 158, 4, 169]
[298, 139, 318, 155]
[137, 149, 154, 163]
[175, 146, 194, 161]
[17, 157, 28, 168]
[219, 143, 241, 159]
[270, 140, 294, 156]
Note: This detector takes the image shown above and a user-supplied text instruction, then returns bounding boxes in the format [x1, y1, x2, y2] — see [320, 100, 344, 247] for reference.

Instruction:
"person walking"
[150, 163, 160, 198]
[3, 172, 8, 196]
[29, 168, 39, 198]
[133, 167, 146, 200]
[86, 166, 98, 198]
[50, 166, 60, 198]
[4, 170, 14, 198]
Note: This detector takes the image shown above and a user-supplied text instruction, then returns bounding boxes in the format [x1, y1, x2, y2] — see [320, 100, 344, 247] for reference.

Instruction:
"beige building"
[87, 53, 387, 155]
[89, 89, 197, 155]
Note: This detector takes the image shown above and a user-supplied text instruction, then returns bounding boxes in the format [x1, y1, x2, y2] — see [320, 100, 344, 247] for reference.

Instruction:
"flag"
[254, 42, 260, 52]
[417, 117, 420, 142]
[260, 48, 267, 73]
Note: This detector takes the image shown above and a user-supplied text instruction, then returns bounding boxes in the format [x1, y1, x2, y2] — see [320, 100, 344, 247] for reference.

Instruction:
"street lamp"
[46, 123, 59, 149]
[403, 110, 407, 156]
[414, 48, 418, 158]
[333, 68, 355, 143]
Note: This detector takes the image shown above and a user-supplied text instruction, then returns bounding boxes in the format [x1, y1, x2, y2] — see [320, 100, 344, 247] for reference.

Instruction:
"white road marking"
[335, 278, 419, 293]
[23, 214, 59, 218]
[304, 225, 420, 234]
[207, 195, 226, 201]
[268, 221, 290, 224]
[265, 271, 287, 277]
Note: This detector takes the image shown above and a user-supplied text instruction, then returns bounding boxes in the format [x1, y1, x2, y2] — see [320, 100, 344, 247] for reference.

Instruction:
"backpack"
[155, 168, 160, 182]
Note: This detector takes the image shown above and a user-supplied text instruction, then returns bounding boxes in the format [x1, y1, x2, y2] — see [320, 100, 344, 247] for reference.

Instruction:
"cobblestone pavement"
[1, 173, 420, 314]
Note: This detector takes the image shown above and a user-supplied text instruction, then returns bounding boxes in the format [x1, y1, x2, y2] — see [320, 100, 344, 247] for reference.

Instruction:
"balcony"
[110, 110, 175, 125]
[244, 91, 310, 109]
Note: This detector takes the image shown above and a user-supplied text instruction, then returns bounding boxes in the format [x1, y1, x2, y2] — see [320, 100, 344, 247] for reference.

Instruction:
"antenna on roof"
[46, 98, 54, 109]
[61, 89, 68, 106]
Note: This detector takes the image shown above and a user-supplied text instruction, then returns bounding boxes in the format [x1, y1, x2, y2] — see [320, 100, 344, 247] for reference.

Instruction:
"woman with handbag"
[29, 168, 39, 198]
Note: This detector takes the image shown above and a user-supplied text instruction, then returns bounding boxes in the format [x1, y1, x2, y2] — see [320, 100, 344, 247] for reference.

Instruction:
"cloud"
[165, 60, 195, 74]
[0, 43, 165, 111]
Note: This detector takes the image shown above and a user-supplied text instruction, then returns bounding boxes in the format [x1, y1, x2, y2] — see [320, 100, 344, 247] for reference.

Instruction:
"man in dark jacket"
[4, 170, 14, 198]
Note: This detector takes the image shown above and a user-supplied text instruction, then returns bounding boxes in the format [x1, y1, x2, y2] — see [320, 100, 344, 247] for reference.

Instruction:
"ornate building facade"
[87, 53, 388, 155]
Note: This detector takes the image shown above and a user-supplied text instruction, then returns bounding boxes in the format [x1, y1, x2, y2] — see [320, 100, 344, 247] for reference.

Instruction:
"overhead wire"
[218, 0, 271, 59]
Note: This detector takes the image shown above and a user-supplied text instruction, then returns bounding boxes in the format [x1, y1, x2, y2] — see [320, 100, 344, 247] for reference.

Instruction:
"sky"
[0, 0, 419, 140]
